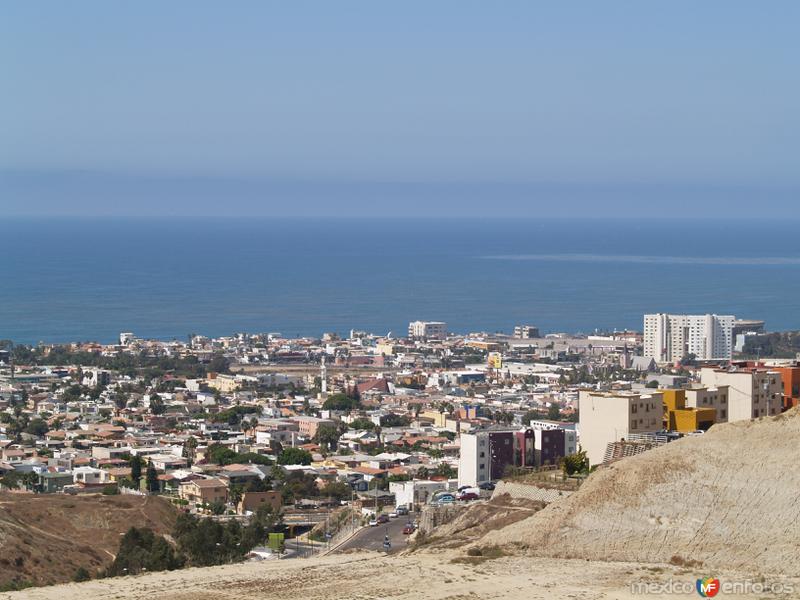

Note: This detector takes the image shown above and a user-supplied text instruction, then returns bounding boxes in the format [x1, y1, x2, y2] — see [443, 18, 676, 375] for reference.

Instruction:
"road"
[334, 516, 412, 555]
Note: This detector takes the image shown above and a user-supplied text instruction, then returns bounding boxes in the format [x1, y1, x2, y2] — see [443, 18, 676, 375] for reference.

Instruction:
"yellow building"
[661, 389, 716, 432]
[420, 410, 448, 427]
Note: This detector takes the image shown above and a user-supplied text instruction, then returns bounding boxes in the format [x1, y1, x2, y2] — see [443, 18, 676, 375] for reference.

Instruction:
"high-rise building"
[408, 320, 447, 341]
[643, 313, 735, 363]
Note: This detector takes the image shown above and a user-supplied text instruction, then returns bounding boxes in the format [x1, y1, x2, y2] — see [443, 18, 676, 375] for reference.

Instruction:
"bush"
[108, 527, 184, 576]
[101, 484, 119, 495]
[73, 567, 91, 582]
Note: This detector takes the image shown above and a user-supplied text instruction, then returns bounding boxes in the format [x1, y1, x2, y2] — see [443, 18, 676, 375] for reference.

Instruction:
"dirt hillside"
[482, 409, 800, 575]
[0, 492, 178, 588]
[4, 551, 795, 600]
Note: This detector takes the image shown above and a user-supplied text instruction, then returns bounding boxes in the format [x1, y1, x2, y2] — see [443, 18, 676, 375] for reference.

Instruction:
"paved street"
[334, 516, 412, 555]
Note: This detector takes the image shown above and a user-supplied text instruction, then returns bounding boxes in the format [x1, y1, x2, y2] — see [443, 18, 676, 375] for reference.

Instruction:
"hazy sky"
[2, 1, 799, 216]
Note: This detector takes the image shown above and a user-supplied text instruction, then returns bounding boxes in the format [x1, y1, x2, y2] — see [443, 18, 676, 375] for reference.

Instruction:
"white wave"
[480, 254, 800, 266]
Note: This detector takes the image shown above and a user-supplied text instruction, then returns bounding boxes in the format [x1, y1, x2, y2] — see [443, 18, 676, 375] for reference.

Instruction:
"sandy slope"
[5, 551, 796, 600]
[482, 410, 800, 576]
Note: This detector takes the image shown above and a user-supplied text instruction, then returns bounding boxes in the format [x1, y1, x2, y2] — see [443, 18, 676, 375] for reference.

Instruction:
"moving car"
[402, 523, 416, 535]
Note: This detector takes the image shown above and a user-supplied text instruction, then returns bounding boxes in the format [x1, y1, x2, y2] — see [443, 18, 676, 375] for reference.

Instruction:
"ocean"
[1, 217, 799, 344]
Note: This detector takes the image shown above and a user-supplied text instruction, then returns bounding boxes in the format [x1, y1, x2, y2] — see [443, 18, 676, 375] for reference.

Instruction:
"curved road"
[334, 516, 412, 555]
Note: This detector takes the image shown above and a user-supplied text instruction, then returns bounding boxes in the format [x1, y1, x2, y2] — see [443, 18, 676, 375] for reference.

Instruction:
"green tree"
[380, 413, 411, 428]
[24, 418, 49, 437]
[349, 417, 375, 431]
[182, 436, 198, 465]
[277, 447, 312, 465]
[547, 402, 562, 421]
[314, 423, 341, 452]
[561, 448, 590, 476]
[109, 527, 183, 576]
[321, 480, 351, 501]
[130, 454, 144, 484]
[145, 460, 159, 493]
[149, 393, 165, 415]
[322, 393, 360, 412]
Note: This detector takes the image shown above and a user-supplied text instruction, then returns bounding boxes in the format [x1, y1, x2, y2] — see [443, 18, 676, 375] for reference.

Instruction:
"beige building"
[579, 391, 663, 466]
[684, 386, 730, 423]
[179, 477, 228, 505]
[292, 416, 335, 438]
[206, 374, 241, 393]
[408, 321, 447, 341]
[699, 367, 782, 421]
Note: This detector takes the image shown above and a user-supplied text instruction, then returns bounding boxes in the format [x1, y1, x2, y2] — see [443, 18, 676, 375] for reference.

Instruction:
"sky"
[1, 1, 799, 217]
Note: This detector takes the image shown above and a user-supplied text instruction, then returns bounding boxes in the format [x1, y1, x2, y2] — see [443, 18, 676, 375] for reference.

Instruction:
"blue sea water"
[1, 217, 799, 344]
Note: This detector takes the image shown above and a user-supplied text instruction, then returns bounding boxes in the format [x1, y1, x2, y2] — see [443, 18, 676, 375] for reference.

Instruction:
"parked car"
[377, 514, 390, 524]
[478, 481, 496, 491]
[396, 506, 409, 516]
[368, 518, 379, 527]
[435, 494, 456, 504]
[402, 523, 416, 535]
[389, 511, 399, 519]
[456, 491, 479, 501]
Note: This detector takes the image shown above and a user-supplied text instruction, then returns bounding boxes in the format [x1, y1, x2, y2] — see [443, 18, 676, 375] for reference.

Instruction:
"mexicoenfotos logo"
[696, 577, 720, 598]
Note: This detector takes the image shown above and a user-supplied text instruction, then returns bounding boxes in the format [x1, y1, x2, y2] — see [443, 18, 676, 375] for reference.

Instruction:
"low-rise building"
[700, 366, 782, 421]
[237, 491, 282, 515]
[578, 391, 663, 466]
[179, 477, 229, 505]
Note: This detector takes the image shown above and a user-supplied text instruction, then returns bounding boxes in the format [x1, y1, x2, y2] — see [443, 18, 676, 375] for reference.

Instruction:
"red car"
[456, 491, 480, 501]
[402, 523, 416, 535]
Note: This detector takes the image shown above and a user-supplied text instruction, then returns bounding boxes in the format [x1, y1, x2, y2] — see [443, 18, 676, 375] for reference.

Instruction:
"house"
[73, 466, 111, 487]
[237, 491, 282, 515]
[179, 477, 228, 505]
[38, 471, 75, 493]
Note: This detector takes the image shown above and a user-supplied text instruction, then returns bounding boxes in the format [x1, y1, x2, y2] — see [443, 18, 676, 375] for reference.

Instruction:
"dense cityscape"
[1, 315, 798, 590]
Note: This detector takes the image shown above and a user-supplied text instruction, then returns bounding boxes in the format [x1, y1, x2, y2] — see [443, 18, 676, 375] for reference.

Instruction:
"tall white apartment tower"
[643, 313, 735, 363]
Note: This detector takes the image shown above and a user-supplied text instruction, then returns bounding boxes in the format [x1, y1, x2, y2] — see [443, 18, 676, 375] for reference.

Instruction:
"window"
[720, 410, 726, 419]
[479, 452, 485, 458]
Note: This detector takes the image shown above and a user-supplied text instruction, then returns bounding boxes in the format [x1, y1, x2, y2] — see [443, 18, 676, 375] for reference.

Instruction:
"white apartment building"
[643, 313, 735, 363]
[699, 367, 782, 421]
[458, 430, 490, 488]
[684, 386, 730, 423]
[408, 321, 447, 341]
[578, 391, 663, 466]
